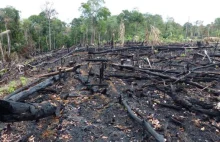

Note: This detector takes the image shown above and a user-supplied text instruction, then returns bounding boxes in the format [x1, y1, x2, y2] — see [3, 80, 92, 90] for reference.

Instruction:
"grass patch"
[0, 77, 30, 96]
[8, 81, 16, 93]
[20, 76, 27, 86]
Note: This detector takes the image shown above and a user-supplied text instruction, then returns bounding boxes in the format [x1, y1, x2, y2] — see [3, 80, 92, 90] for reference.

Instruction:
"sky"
[1, 0, 220, 25]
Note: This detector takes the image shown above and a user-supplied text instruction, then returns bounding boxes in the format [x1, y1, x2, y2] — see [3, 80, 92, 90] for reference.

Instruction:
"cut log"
[0, 100, 57, 122]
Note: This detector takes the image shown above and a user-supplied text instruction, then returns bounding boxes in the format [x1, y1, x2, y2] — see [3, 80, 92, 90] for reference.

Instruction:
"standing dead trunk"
[48, 18, 52, 50]
[119, 20, 125, 47]
[0, 30, 11, 57]
[5, 24, 11, 55]
[1, 30, 3, 43]
[53, 32, 55, 49]
[93, 27, 96, 45]
[38, 37, 41, 52]
[24, 29, 28, 45]
[90, 17, 93, 45]
[98, 33, 101, 47]
[0, 41, 5, 62]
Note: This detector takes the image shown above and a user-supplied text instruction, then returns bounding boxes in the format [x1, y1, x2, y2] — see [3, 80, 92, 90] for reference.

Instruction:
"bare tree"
[0, 30, 10, 62]
[119, 19, 125, 47]
[195, 20, 203, 38]
[42, 1, 57, 50]
[0, 10, 11, 55]
[0, 41, 4, 63]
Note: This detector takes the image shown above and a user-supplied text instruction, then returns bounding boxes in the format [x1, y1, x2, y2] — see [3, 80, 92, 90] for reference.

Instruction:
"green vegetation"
[180, 53, 186, 57]
[8, 81, 16, 93]
[0, 77, 28, 96]
[20, 76, 27, 86]
[0, 69, 7, 76]
[1, 0, 220, 55]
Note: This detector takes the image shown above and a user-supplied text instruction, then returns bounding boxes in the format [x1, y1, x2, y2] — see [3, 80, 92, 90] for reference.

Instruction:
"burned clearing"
[0, 43, 219, 142]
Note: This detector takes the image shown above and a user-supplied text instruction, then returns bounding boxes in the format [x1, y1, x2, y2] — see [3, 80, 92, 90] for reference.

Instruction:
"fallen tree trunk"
[120, 95, 165, 142]
[89, 46, 214, 54]
[7, 75, 60, 102]
[36, 65, 80, 78]
[6, 65, 80, 102]
[156, 85, 220, 118]
[4, 78, 43, 100]
[0, 100, 57, 122]
[111, 63, 220, 95]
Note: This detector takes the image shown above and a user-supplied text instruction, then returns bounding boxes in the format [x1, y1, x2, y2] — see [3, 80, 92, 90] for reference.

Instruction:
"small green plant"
[0, 88, 5, 96]
[20, 76, 27, 86]
[47, 68, 51, 72]
[0, 69, 7, 76]
[8, 81, 16, 93]
[180, 53, 186, 57]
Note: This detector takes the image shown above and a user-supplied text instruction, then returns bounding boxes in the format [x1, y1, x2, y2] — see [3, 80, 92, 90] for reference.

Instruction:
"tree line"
[1, 0, 220, 56]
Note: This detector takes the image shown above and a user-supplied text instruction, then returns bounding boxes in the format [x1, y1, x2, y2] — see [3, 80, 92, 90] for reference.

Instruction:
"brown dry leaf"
[193, 119, 201, 127]
[42, 130, 55, 138]
[114, 125, 127, 130]
[179, 127, 184, 132]
[63, 100, 69, 104]
[52, 117, 60, 124]
[80, 70, 88, 75]
[151, 119, 162, 129]
[147, 114, 154, 119]
[107, 81, 117, 93]
[61, 134, 72, 139]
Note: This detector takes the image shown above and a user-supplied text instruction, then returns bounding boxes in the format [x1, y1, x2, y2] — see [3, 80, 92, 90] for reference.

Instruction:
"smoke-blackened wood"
[111, 63, 220, 95]
[0, 100, 57, 122]
[120, 95, 165, 142]
[4, 78, 43, 100]
[7, 72, 69, 102]
[36, 65, 80, 78]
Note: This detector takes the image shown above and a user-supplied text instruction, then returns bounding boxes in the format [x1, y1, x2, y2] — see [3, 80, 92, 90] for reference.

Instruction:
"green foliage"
[8, 81, 16, 93]
[0, 69, 7, 76]
[180, 53, 186, 57]
[2, 0, 220, 54]
[20, 76, 27, 86]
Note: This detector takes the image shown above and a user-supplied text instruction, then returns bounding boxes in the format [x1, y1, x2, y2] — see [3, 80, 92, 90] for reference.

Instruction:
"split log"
[0, 100, 57, 122]
[120, 95, 165, 142]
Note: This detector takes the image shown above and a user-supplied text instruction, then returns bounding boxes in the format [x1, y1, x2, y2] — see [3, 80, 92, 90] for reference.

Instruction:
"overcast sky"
[1, 0, 220, 25]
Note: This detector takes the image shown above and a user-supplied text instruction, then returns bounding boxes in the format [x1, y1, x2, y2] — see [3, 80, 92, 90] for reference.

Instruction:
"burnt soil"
[0, 45, 220, 142]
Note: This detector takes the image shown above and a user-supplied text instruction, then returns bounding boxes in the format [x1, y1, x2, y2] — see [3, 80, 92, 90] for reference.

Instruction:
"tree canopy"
[0, 0, 220, 55]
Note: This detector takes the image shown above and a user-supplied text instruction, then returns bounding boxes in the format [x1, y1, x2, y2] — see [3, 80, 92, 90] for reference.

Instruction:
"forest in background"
[1, 0, 220, 55]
